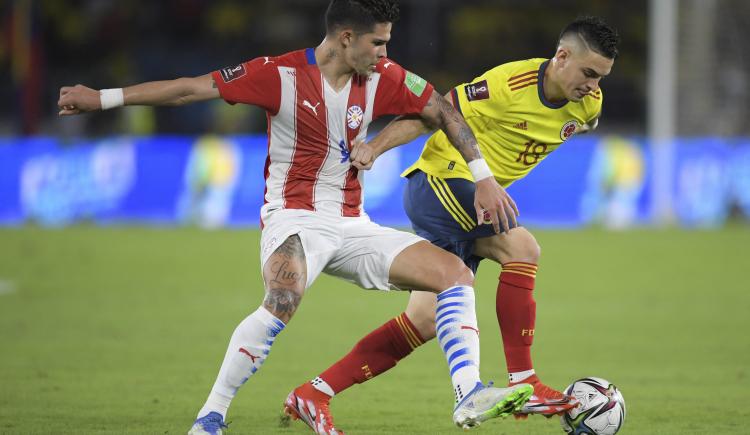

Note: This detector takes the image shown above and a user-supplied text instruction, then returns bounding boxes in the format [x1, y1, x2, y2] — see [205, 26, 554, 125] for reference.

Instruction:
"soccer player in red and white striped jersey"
[57, 1, 530, 434]
[211, 44, 433, 219]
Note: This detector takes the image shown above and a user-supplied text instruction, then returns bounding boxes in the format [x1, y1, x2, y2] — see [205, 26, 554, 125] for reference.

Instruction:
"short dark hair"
[560, 16, 620, 59]
[325, 0, 400, 35]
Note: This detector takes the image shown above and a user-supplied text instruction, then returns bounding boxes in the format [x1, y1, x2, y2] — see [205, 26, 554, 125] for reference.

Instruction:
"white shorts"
[259, 208, 424, 290]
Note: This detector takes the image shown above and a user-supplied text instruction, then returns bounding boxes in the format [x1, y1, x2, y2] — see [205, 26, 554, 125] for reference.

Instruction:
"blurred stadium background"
[1, 1, 749, 434]
[2, 0, 750, 227]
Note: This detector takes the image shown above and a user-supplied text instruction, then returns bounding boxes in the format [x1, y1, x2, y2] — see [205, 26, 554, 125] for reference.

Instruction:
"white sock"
[311, 376, 335, 397]
[435, 285, 481, 404]
[197, 306, 286, 419]
[509, 369, 536, 384]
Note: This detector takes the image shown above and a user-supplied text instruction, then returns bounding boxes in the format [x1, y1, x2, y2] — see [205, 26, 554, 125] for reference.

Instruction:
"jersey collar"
[537, 60, 568, 109]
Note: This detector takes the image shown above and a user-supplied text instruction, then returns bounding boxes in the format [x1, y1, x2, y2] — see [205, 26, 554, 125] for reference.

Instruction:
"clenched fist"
[57, 84, 101, 116]
[349, 139, 379, 170]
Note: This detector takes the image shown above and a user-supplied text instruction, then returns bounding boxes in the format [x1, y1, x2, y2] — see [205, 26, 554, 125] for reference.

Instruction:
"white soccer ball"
[560, 377, 626, 435]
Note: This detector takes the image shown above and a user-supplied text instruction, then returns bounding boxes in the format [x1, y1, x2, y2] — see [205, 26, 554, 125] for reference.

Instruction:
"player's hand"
[474, 177, 519, 234]
[58, 84, 102, 116]
[350, 139, 378, 170]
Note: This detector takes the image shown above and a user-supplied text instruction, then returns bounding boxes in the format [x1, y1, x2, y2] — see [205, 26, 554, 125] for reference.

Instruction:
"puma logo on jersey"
[383, 61, 393, 69]
[303, 100, 320, 115]
[263, 57, 274, 65]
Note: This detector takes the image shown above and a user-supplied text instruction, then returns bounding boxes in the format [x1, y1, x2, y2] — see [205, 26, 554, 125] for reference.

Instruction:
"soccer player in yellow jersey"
[287, 16, 618, 431]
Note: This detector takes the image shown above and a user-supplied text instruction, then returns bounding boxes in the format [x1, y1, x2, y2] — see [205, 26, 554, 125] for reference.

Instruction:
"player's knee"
[262, 287, 303, 324]
[437, 256, 474, 289]
[507, 231, 541, 263]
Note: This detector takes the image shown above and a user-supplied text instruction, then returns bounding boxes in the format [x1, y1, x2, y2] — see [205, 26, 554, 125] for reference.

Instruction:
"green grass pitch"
[0, 226, 748, 434]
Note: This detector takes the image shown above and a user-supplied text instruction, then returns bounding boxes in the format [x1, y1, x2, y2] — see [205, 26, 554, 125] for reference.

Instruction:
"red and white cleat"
[511, 375, 579, 418]
[283, 383, 344, 435]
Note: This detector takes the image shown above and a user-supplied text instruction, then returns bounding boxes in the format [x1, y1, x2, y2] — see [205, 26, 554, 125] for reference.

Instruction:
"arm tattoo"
[211, 77, 217, 89]
[437, 96, 482, 161]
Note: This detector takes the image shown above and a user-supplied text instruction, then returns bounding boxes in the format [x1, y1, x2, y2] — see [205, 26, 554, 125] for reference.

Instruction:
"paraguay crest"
[560, 120, 579, 141]
[347, 105, 364, 129]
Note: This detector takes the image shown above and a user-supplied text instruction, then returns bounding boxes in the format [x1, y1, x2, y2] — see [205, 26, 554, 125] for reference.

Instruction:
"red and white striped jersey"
[211, 48, 434, 217]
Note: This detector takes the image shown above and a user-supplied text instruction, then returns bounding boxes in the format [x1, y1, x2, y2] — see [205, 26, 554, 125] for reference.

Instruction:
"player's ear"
[555, 46, 571, 66]
[339, 29, 354, 48]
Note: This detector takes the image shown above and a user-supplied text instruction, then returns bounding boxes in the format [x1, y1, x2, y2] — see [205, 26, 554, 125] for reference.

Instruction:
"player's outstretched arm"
[349, 92, 453, 170]
[348, 115, 426, 171]
[421, 90, 519, 233]
[57, 73, 220, 116]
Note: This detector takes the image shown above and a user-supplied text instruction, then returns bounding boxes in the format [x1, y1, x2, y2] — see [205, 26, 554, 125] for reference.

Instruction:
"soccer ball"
[560, 377, 626, 435]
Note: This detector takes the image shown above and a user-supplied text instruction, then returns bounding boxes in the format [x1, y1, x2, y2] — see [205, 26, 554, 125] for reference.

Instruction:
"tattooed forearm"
[263, 288, 302, 323]
[436, 95, 482, 162]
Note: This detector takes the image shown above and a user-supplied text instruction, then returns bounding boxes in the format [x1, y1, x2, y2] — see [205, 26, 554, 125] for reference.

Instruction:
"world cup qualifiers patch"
[405, 71, 427, 97]
[220, 64, 246, 83]
[464, 80, 489, 101]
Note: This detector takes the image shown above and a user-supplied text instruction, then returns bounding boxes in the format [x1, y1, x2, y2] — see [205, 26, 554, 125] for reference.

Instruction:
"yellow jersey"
[403, 58, 603, 187]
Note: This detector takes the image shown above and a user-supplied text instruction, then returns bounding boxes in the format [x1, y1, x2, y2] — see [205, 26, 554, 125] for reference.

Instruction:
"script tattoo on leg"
[263, 235, 306, 323]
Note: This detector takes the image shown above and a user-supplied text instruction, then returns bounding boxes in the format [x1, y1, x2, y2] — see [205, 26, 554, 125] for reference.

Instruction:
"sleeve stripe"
[507, 70, 538, 82]
[508, 74, 538, 87]
[510, 80, 538, 91]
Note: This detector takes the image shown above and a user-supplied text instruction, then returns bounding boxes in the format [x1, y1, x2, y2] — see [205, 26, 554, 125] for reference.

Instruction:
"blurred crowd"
[3, 0, 650, 137]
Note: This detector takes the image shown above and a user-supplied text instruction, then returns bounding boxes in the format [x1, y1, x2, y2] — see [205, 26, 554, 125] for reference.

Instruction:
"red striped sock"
[319, 313, 425, 394]
[497, 262, 538, 373]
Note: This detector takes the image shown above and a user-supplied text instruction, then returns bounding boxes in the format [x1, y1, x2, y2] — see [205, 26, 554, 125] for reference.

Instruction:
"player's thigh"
[261, 234, 307, 323]
[260, 209, 339, 290]
[323, 219, 424, 291]
[473, 226, 541, 264]
[404, 171, 495, 240]
[389, 240, 473, 293]
[404, 171, 498, 272]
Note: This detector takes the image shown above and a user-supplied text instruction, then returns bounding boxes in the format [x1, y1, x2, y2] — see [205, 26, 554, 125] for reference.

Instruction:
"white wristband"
[468, 158, 493, 181]
[100, 88, 124, 110]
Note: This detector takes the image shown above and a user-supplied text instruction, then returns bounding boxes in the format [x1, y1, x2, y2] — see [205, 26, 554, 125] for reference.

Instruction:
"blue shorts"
[403, 170, 516, 273]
